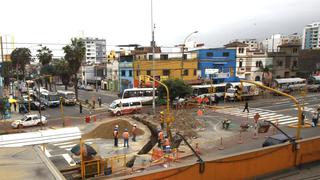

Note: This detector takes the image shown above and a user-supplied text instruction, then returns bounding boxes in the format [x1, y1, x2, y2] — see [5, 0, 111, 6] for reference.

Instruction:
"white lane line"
[279, 120, 298, 125]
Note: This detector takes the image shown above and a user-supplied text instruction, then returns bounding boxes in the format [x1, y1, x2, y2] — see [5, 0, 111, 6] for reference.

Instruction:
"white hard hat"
[133, 124, 137, 127]
[115, 125, 119, 128]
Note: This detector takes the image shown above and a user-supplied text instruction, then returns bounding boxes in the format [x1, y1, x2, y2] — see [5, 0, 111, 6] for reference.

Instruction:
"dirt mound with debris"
[171, 110, 198, 138]
[83, 119, 144, 140]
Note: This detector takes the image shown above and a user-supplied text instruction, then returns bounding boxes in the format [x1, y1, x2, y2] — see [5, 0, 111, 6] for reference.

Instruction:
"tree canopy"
[10, 48, 31, 79]
[37, 46, 53, 66]
[157, 79, 192, 102]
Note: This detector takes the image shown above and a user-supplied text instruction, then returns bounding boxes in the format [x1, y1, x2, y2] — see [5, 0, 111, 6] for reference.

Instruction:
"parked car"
[84, 85, 94, 91]
[78, 85, 85, 90]
[11, 114, 47, 128]
[19, 101, 46, 113]
[262, 134, 295, 147]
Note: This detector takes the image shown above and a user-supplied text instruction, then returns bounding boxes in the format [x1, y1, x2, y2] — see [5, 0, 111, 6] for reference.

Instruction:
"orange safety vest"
[164, 138, 170, 146]
[158, 132, 163, 140]
[113, 130, 118, 138]
[123, 132, 129, 139]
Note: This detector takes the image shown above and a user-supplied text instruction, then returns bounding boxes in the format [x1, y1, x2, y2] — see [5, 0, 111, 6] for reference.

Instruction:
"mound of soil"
[83, 119, 145, 140]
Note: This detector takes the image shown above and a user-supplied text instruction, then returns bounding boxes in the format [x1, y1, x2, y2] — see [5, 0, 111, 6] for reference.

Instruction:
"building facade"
[119, 55, 134, 92]
[298, 49, 320, 77]
[269, 44, 300, 78]
[263, 34, 301, 52]
[302, 22, 320, 49]
[133, 52, 198, 87]
[196, 48, 236, 83]
[83, 37, 106, 64]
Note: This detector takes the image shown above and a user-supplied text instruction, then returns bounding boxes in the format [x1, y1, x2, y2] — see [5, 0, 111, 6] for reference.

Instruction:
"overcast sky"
[1, 0, 319, 54]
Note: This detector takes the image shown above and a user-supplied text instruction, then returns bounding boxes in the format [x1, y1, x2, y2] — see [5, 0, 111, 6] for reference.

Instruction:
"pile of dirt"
[83, 119, 144, 140]
[171, 110, 198, 138]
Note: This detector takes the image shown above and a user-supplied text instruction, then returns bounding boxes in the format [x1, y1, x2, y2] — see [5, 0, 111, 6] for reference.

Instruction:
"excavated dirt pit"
[83, 119, 144, 140]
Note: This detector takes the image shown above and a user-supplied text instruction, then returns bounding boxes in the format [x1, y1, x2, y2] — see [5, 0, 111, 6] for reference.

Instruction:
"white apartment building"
[302, 22, 320, 49]
[262, 34, 301, 52]
[231, 39, 260, 51]
[83, 37, 106, 64]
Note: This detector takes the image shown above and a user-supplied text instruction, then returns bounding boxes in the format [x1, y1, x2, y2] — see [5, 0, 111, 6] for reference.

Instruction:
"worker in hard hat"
[123, 128, 130, 148]
[158, 129, 164, 148]
[132, 124, 137, 142]
[163, 136, 171, 152]
[160, 111, 165, 130]
[113, 126, 119, 147]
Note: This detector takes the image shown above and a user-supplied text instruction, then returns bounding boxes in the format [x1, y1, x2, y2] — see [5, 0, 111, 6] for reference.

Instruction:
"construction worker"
[160, 111, 165, 130]
[132, 124, 137, 142]
[243, 100, 249, 113]
[123, 128, 129, 147]
[163, 136, 171, 152]
[79, 102, 83, 114]
[158, 129, 164, 148]
[113, 125, 119, 147]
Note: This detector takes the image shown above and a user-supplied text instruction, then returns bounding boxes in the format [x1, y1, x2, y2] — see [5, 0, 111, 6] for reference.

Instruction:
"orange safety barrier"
[151, 148, 164, 161]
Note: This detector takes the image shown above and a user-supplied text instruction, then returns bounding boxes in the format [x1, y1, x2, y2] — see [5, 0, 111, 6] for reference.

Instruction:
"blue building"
[196, 48, 237, 83]
[119, 55, 134, 92]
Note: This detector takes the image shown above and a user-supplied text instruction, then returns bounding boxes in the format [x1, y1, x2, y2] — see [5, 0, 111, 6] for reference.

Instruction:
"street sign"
[205, 69, 219, 75]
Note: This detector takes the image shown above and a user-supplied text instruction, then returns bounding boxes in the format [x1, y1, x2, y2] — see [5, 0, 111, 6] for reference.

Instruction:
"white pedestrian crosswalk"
[216, 107, 298, 126]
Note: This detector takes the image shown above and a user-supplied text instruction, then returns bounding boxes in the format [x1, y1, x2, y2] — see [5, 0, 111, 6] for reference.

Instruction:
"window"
[239, 60, 243, 68]
[136, 70, 140, 76]
[121, 70, 126, 76]
[256, 61, 259, 67]
[183, 54, 187, 60]
[122, 103, 129, 107]
[206, 52, 213, 57]
[163, 69, 170, 76]
[129, 70, 132, 77]
[194, 69, 197, 76]
[223, 52, 229, 57]
[147, 70, 151, 76]
[149, 55, 153, 60]
[160, 54, 168, 60]
[277, 61, 283, 66]
[293, 48, 298, 54]
[183, 69, 189, 76]
[293, 61, 297, 67]
[131, 102, 141, 106]
[238, 48, 244, 54]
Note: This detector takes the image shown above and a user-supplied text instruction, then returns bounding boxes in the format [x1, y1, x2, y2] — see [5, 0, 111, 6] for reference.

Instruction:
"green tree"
[37, 46, 53, 66]
[157, 79, 192, 103]
[10, 48, 31, 80]
[63, 38, 85, 99]
[53, 59, 71, 90]
[1, 61, 12, 87]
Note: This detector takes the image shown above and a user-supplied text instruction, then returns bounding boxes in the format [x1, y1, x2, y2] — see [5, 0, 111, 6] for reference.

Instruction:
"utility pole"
[0, 36, 4, 97]
[151, 0, 156, 114]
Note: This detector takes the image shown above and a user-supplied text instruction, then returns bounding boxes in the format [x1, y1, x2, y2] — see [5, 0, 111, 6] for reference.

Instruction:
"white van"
[108, 98, 142, 116]
[57, 90, 76, 105]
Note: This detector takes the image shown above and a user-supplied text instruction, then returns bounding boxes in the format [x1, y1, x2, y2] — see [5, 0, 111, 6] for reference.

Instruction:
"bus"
[38, 89, 60, 107]
[57, 90, 76, 105]
[192, 82, 260, 101]
[307, 76, 320, 92]
[121, 88, 157, 105]
[273, 78, 306, 93]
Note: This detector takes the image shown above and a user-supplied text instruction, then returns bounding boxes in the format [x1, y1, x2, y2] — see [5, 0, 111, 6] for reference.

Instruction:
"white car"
[11, 114, 47, 128]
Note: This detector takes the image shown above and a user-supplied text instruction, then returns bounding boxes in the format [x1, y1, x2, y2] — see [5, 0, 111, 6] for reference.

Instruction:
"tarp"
[224, 76, 240, 83]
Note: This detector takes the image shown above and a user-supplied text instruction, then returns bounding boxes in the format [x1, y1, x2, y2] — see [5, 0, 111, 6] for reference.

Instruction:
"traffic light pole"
[141, 74, 172, 139]
[240, 80, 303, 140]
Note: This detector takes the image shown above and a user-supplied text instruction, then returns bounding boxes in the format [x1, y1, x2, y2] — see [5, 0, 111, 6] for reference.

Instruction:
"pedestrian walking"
[14, 102, 17, 112]
[312, 112, 318, 127]
[132, 124, 137, 142]
[158, 129, 164, 148]
[98, 96, 102, 107]
[113, 126, 119, 147]
[243, 101, 249, 113]
[92, 100, 96, 109]
[123, 129, 129, 147]
[79, 102, 83, 113]
[301, 112, 305, 125]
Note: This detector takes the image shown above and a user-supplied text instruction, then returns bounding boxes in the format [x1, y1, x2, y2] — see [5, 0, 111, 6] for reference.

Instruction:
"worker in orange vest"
[123, 128, 129, 148]
[163, 136, 171, 152]
[113, 126, 119, 147]
[158, 129, 164, 148]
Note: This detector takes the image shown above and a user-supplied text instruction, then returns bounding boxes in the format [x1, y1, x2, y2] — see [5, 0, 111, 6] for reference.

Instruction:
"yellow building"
[133, 54, 198, 86]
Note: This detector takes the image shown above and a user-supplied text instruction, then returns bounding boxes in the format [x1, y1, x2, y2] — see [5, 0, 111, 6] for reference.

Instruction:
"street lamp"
[181, 31, 198, 80]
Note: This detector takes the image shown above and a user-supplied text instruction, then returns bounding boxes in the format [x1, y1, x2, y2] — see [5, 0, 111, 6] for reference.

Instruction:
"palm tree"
[11, 48, 32, 80]
[53, 59, 71, 90]
[63, 38, 86, 99]
[37, 46, 53, 90]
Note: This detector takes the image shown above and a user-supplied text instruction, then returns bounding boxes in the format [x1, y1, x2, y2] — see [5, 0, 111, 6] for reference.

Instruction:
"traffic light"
[208, 86, 215, 93]
[235, 85, 243, 100]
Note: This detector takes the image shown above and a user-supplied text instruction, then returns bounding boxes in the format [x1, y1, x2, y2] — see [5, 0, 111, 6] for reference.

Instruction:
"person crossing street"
[113, 125, 119, 147]
[243, 101, 249, 113]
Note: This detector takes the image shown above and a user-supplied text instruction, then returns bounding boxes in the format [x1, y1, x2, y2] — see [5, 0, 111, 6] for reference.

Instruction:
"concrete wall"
[127, 136, 320, 180]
